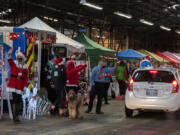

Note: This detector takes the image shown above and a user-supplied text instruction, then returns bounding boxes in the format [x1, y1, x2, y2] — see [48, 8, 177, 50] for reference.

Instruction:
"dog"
[68, 90, 85, 119]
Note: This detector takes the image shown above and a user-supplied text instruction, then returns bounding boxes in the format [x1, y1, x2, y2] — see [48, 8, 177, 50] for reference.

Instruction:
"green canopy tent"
[74, 33, 115, 68]
[138, 49, 169, 63]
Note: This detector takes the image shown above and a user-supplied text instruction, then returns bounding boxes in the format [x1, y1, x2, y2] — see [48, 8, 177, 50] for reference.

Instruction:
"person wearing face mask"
[86, 57, 116, 114]
[7, 48, 28, 123]
[51, 57, 66, 116]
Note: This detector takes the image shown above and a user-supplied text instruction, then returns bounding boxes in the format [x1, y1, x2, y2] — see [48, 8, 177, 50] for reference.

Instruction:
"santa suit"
[66, 60, 87, 93]
[6, 57, 28, 121]
[7, 59, 28, 95]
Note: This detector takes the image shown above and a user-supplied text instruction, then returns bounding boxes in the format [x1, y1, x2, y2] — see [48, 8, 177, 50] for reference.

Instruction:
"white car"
[125, 67, 180, 117]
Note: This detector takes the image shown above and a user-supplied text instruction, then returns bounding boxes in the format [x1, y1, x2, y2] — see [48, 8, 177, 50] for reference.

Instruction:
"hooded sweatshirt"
[66, 61, 87, 87]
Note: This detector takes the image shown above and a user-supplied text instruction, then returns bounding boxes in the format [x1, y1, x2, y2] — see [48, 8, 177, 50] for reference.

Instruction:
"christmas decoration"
[10, 33, 18, 40]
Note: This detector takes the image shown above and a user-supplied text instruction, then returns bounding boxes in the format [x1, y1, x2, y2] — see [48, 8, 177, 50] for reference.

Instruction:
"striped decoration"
[26, 43, 34, 73]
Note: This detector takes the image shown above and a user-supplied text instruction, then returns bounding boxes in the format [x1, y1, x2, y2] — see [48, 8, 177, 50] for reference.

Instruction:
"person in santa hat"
[7, 48, 28, 123]
[140, 56, 152, 68]
[66, 55, 87, 94]
[51, 57, 66, 116]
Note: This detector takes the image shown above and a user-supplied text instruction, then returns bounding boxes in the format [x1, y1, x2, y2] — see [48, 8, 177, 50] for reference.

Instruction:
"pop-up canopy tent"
[19, 17, 85, 52]
[117, 49, 146, 60]
[138, 49, 169, 63]
[155, 51, 180, 64]
[163, 51, 180, 62]
[74, 33, 115, 68]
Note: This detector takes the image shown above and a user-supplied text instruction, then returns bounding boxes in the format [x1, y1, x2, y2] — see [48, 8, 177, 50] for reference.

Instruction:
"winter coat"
[7, 59, 28, 95]
[66, 61, 87, 87]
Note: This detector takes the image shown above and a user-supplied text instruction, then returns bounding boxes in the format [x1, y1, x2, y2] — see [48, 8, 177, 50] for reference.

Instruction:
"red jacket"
[66, 61, 87, 87]
[7, 59, 28, 95]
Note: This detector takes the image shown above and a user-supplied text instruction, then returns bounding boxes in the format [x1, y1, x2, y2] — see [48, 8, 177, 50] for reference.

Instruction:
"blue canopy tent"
[118, 49, 146, 60]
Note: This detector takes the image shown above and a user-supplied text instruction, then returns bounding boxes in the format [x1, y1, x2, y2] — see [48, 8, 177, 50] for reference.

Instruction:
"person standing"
[66, 56, 87, 94]
[103, 72, 112, 105]
[45, 55, 56, 103]
[7, 48, 28, 123]
[103, 61, 114, 104]
[86, 59, 116, 114]
[116, 61, 129, 100]
[51, 57, 66, 116]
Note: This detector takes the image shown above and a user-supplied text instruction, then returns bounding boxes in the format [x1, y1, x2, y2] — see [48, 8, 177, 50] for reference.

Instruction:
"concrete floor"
[1, 100, 180, 135]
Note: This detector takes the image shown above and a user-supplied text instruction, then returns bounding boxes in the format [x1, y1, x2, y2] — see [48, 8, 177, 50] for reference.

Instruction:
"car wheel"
[125, 106, 133, 117]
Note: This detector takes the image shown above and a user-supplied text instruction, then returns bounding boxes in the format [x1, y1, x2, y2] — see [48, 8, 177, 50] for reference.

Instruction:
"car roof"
[135, 66, 178, 73]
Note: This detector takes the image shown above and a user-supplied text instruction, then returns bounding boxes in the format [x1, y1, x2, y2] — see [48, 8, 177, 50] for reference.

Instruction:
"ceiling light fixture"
[160, 25, 171, 31]
[43, 16, 48, 20]
[114, 11, 132, 19]
[0, 19, 11, 23]
[49, 17, 53, 21]
[80, 0, 103, 10]
[140, 19, 154, 26]
[54, 19, 58, 22]
[175, 30, 180, 34]
[7, 9, 12, 12]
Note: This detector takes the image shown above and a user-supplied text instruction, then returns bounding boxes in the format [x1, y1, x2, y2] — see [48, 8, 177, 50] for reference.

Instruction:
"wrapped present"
[37, 96, 52, 116]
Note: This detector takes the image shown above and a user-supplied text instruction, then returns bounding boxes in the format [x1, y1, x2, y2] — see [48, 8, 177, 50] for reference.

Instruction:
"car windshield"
[133, 70, 175, 83]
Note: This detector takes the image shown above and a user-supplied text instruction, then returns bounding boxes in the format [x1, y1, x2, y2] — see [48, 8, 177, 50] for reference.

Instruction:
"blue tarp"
[0, 27, 27, 86]
[117, 49, 146, 60]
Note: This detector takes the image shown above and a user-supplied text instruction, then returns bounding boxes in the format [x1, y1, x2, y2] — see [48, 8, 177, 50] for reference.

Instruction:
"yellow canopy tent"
[138, 49, 169, 63]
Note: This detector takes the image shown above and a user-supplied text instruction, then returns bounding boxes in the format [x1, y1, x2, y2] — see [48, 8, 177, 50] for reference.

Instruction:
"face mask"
[17, 58, 23, 62]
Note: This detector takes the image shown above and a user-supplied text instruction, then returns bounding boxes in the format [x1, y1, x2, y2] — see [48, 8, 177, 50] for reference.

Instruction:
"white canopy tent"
[19, 17, 85, 52]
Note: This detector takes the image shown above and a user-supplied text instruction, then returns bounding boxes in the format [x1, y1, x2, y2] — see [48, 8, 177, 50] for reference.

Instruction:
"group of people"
[46, 55, 133, 115]
[45, 55, 87, 116]
[5, 47, 133, 123]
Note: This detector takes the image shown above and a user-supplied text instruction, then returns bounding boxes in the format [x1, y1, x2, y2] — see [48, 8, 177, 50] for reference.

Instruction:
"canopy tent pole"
[0, 46, 13, 119]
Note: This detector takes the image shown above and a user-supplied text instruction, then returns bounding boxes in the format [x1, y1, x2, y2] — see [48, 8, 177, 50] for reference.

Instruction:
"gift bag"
[37, 96, 52, 116]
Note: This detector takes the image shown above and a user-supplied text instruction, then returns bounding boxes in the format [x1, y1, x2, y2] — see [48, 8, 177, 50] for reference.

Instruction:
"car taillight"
[149, 70, 158, 74]
[128, 78, 134, 91]
[172, 80, 179, 93]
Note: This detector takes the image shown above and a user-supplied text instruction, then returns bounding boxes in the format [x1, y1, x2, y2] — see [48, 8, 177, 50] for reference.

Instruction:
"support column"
[125, 34, 129, 49]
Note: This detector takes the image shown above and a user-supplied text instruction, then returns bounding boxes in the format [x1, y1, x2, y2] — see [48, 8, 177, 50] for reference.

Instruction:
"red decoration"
[10, 33, 18, 40]
[29, 36, 35, 43]
[42, 40, 51, 44]
[81, 52, 86, 56]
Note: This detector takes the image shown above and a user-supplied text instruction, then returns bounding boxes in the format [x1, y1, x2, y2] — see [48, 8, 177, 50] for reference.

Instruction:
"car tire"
[125, 106, 133, 117]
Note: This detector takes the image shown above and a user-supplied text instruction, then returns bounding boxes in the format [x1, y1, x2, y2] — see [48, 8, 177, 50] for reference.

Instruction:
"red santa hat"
[145, 56, 150, 61]
[54, 57, 63, 65]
